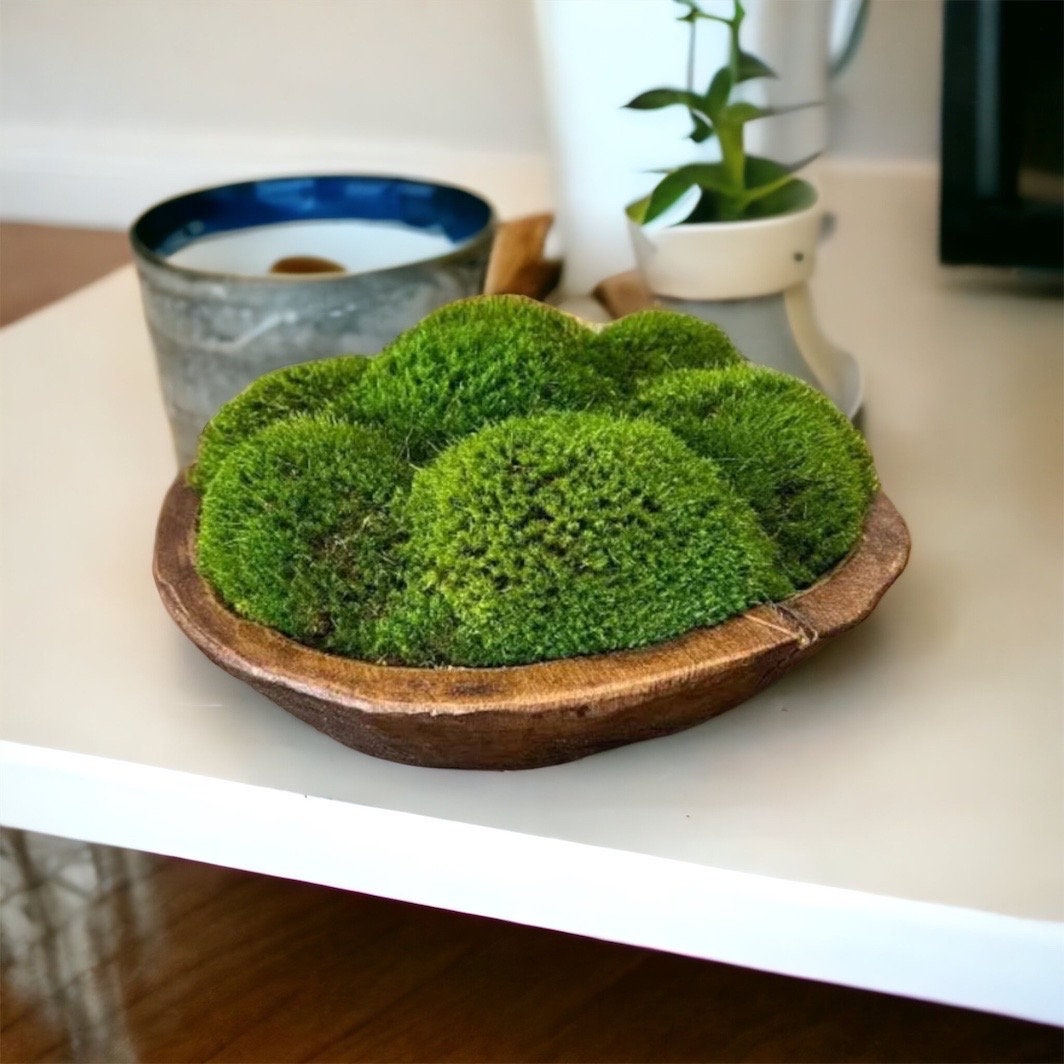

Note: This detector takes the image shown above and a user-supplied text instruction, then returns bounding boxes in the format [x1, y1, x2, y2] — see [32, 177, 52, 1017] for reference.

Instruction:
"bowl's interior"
[164, 218, 462, 277]
[131, 175, 494, 279]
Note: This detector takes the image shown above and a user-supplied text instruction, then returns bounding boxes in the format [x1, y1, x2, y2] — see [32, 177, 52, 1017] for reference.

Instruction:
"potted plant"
[618, 0, 863, 417]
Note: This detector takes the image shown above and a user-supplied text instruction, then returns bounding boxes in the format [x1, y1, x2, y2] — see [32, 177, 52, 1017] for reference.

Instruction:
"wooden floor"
[1, 222, 1062, 1064]
[0, 222, 131, 327]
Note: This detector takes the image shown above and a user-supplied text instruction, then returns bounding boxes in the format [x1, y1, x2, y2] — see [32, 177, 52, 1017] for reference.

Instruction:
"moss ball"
[189, 355, 371, 490]
[588, 309, 744, 395]
[196, 416, 410, 658]
[632, 366, 879, 587]
[339, 295, 615, 462]
[380, 411, 792, 667]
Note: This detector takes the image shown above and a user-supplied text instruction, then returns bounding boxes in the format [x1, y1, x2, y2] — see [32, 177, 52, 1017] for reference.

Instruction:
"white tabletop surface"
[2, 165, 1062, 1024]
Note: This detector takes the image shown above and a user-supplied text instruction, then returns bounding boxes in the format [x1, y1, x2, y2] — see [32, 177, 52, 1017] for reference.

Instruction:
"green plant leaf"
[704, 68, 733, 120]
[683, 189, 725, 224]
[728, 156, 819, 219]
[721, 100, 821, 126]
[742, 177, 818, 218]
[674, 0, 732, 25]
[735, 50, 777, 82]
[720, 101, 767, 124]
[642, 171, 700, 225]
[688, 113, 715, 143]
[625, 87, 705, 111]
[744, 152, 820, 184]
[643, 163, 739, 224]
[626, 196, 651, 223]
[673, 0, 704, 23]
[681, 163, 739, 194]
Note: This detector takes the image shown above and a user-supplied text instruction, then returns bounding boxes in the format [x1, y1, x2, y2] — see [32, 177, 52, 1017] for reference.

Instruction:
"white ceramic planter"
[626, 201, 822, 301]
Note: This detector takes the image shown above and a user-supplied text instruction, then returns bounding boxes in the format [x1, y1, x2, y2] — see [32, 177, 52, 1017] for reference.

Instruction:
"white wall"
[829, 0, 943, 162]
[0, 0, 554, 225]
[1, 0, 547, 150]
[0, 0, 942, 229]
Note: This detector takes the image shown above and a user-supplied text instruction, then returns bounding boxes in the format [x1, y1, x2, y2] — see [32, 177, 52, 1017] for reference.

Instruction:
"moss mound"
[196, 416, 410, 657]
[189, 355, 371, 489]
[632, 365, 878, 586]
[589, 309, 744, 394]
[337, 295, 614, 461]
[379, 412, 792, 667]
[189, 298, 881, 668]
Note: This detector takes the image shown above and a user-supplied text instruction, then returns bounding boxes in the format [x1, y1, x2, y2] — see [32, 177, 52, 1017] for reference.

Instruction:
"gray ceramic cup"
[130, 175, 495, 467]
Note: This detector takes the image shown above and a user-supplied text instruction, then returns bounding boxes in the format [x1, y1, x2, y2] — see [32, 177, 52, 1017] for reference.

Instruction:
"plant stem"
[728, 0, 744, 83]
[686, 13, 697, 131]
[721, 0, 746, 203]
[717, 122, 745, 192]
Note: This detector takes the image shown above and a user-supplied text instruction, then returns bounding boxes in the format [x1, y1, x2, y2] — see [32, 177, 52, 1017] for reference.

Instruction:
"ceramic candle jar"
[130, 175, 495, 466]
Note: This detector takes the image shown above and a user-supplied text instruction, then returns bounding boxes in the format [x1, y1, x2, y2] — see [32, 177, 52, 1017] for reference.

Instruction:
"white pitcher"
[534, 0, 868, 295]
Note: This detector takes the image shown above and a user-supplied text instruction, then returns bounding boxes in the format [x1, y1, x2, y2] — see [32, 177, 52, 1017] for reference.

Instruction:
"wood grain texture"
[482, 213, 561, 300]
[153, 477, 910, 770]
[594, 270, 657, 318]
[3, 829, 1061, 1064]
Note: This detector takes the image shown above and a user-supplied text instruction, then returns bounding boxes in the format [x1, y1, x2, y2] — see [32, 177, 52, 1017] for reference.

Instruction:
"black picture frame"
[939, 0, 1063, 270]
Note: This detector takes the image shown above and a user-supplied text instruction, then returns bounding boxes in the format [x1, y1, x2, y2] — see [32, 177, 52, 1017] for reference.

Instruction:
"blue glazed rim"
[130, 174, 496, 281]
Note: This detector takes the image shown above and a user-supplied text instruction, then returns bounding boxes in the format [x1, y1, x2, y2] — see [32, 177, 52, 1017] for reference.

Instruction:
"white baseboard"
[0, 124, 554, 230]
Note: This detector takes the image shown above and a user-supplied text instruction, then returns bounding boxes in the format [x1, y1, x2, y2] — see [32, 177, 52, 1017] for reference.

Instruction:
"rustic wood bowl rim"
[153, 476, 911, 721]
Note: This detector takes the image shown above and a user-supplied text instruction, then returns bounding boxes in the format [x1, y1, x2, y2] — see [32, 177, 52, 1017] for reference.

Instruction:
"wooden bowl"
[153, 478, 910, 770]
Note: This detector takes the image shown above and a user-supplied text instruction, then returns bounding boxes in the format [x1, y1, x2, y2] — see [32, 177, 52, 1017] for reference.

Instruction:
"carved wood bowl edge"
[153, 476, 911, 770]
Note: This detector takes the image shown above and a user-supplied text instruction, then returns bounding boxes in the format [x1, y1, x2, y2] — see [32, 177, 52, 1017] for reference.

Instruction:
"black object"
[939, 0, 1063, 270]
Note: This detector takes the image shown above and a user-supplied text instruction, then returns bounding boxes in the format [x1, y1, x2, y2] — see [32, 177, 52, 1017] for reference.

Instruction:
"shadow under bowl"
[153, 478, 910, 771]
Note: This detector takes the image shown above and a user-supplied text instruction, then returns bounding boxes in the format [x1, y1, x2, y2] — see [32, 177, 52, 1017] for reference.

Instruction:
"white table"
[2, 165, 1061, 1025]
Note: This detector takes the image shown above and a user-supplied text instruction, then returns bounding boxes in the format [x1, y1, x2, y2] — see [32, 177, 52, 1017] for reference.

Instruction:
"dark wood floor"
[1, 222, 1061, 1063]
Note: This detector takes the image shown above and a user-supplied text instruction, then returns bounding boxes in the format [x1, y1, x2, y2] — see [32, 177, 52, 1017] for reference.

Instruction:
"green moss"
[336, 295, 615, 462]
[189, 355, 372, 489]
[196, 416, 410, 658]
[378, 412, 792, 667]
[190, 300, 883, 669]
[587, 309, 744, 394]
[632, 366, 879, 587]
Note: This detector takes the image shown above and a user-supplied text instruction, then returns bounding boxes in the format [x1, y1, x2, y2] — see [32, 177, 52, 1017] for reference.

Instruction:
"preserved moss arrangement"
[190, 295, 878, 669]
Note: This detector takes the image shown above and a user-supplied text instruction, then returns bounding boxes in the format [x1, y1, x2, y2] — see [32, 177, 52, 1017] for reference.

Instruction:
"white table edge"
[2, 738, 1060, 1026]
